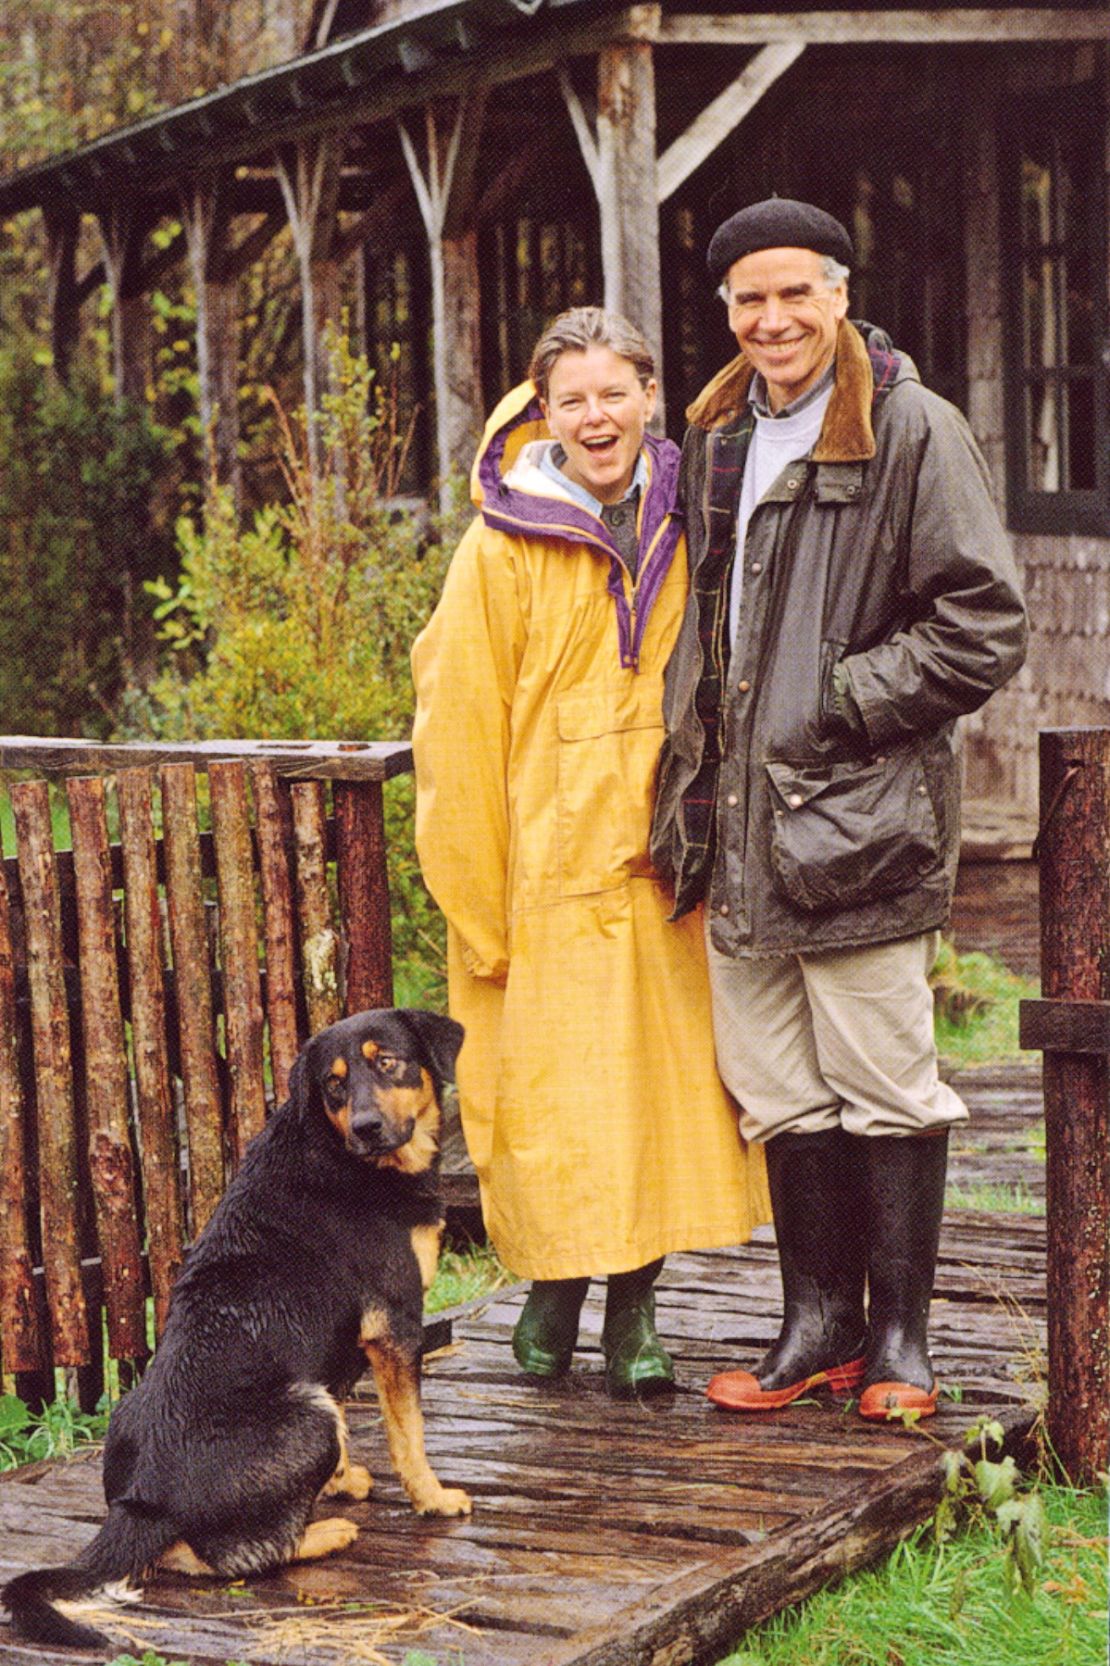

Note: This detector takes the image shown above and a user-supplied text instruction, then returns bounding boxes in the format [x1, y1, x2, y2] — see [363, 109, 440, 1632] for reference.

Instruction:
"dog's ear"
[396, 1010, 465, 1089]
[287, 1038, 318, 1118]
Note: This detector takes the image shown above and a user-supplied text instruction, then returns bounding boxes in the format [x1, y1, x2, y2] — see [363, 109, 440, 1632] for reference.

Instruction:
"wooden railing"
[0, 737, 412, 1409]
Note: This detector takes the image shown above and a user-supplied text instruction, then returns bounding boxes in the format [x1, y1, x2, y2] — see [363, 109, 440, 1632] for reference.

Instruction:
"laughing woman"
[411, 307, 769, 1395]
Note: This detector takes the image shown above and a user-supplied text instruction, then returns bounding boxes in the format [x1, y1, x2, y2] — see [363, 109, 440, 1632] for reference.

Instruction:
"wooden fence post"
[1019, 727, 1110, 1486]
[335, 779, 394, 1014]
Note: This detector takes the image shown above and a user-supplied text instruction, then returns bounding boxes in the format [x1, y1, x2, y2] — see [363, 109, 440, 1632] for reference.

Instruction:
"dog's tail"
[2, 1497, 171, 1649]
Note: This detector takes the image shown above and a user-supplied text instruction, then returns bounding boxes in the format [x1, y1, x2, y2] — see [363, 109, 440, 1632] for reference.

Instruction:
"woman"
[412, 308, 768, 1395]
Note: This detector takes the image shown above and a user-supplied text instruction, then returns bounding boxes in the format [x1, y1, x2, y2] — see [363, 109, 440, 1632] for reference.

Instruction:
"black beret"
[707, 198, 854, 285]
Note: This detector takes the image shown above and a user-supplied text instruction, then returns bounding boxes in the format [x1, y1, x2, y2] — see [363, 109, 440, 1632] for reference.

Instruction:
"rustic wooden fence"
[0, 736, 412, 1412]
[1019, 727, 1110, 1488]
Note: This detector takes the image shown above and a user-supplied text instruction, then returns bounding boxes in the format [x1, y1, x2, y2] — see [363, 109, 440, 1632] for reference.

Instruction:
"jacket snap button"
[726, 793, 738, 807]
[787, 478, 799, 489]
[875, 754, 887, 764]
[788, 792, 803, 809]
[718, 902, 730, 916]
[737, 679, 751, 693]
[916, 785, 928, 795]
[750, 562, 762, 574]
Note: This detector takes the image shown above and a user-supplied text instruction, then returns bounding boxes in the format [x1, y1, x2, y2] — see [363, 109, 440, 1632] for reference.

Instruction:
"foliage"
[0, 1390, 107, 1469]
[425, 1241, 510, 1315]
[0, 338, 175, 734]
[946, 1180, 1043, 1216]
[931, 940, 1039, 1069]
[126, 329, 467, 993]
[717, 1460, 1106, 1666]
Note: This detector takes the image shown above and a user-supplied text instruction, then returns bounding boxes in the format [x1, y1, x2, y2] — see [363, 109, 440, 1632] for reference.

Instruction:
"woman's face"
[540, 344, 657, 506]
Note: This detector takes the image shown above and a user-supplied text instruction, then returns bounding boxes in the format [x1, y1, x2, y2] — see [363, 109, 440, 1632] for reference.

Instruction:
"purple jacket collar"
[475, 390, 684, 670]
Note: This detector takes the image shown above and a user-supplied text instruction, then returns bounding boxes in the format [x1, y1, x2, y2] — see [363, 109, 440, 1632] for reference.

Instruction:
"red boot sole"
[706, 1354, 866, 1411]
[858, 1380, 939, 1421]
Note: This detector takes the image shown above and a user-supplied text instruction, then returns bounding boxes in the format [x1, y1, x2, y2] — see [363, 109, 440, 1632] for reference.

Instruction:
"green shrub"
[127, 331, 468, 995]
[0, 339, 174, 735]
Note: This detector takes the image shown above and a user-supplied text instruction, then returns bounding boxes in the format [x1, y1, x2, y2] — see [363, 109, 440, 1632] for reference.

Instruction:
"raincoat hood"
[470, 381, 685, 672]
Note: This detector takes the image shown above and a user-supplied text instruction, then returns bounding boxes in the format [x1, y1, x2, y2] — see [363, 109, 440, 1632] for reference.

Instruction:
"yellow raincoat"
[412, 383, 769, 1278]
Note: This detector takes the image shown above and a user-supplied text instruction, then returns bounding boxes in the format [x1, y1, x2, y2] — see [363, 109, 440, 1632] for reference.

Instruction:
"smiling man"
[650, 198, 1027, 1422]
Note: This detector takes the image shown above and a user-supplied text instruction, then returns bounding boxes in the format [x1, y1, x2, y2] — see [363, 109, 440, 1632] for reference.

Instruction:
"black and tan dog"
[3, 1008, 469, 1652]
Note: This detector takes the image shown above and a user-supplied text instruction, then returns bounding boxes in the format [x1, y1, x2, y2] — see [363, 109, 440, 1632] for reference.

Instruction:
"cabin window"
[1003, 91, 1109, 534]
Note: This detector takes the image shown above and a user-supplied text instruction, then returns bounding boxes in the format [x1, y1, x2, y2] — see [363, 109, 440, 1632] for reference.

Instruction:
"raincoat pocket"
[765, 746, 940, 914]
[555, 680, 665, 897]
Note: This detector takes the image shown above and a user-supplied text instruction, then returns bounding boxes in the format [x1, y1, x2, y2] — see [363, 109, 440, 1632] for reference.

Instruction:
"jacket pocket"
[765, 746, 940, 914]
[556, 681, 664, 898]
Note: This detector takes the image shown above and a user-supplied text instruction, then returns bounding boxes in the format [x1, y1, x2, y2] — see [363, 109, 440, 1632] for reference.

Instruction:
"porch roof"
[0, 0, 607, 217]
[1, 4, 1105, 219]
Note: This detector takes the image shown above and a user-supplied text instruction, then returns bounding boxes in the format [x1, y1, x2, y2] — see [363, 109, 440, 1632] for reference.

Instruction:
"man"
[650, 198, 1027, 1420]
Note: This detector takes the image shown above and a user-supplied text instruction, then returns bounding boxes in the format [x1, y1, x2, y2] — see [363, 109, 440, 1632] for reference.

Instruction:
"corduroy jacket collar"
[684, 319, 901, 463]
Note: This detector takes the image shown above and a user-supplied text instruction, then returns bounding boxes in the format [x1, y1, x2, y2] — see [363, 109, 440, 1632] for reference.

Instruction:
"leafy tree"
[0, 337, 174, 735]
[128, 330, 466, 998]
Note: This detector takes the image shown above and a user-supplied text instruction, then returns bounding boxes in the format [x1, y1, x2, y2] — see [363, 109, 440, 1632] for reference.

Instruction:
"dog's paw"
[296, 1516, 360, 1560]
[321, 1462, 374, 1501]
[416, 1484, 473, 1518]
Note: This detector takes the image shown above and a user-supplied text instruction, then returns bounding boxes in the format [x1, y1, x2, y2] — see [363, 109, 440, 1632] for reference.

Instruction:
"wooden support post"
[276, 136, 343, 476]
[116, 768, 183, 1338]
[209, 761, 267, 1163]
[291, 781, 342, 1034]
[0, 852, 45, 1378]
[560, 39, 664, 427]
[1019, 728, 1110, 1485]
[398, 95, 487, 504]
[180, 172, 242, 505]
[251, 764, 301, 1105]
[66, 777, 149, 1371]
[44, 205, 80, 386]
[160, 763, 225, 1235]
[335, 779, 393, 1014]
[9, 781, 91, 1368]
[98, 203, 152, 407]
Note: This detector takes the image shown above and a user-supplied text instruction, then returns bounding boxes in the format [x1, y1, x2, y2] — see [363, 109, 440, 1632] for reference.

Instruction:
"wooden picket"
[0, 737, 412, 1404]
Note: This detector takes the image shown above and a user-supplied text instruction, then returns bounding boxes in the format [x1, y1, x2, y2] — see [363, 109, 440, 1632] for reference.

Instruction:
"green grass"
[0, 1390, 108, 1470]
[425, 1241, 509, 1313]
[716, 1478, 1107, 1666]
[946, 1180, 1043, 1215]
[931, 943, 1039, 1070]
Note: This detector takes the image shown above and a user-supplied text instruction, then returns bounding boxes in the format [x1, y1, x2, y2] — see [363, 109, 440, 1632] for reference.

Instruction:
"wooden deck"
[0, 1066, 1045, 1666]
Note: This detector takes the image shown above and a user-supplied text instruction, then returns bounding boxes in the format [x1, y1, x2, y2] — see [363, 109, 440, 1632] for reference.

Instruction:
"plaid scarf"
[677, 408, 755, 889]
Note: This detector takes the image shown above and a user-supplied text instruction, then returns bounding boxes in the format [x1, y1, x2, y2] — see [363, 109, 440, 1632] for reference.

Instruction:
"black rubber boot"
[512, 1279, 589, 1378]
[858, 1130, 948, 1420]
[602, 1259, 675, 1398]
[707, 1126, 867, 1410]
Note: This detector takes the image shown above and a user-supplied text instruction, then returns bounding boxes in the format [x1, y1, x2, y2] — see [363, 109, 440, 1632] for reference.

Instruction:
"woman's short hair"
[528, 306, 655, 402]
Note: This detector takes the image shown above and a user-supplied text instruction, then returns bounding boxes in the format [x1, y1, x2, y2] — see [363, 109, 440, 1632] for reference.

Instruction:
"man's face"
[722, 246, 848, 412]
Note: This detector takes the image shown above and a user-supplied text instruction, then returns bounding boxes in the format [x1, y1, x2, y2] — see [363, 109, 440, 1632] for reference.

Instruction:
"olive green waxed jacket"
[650, 320, 1028, 956]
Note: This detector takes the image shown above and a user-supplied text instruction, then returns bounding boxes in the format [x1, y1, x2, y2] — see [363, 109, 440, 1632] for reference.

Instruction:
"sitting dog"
[3, 1007, 469, 1651]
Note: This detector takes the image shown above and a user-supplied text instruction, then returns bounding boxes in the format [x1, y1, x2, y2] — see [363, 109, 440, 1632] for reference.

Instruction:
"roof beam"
[658, 10, 1110, 46]
[655, 44, 805, 204]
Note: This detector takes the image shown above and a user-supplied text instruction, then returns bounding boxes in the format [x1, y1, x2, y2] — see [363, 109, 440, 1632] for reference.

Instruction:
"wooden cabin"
[0, 1, 1107, 814]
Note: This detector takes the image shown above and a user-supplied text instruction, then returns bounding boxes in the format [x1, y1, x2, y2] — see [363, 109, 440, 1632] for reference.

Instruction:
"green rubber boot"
[512, 1278, 590, 1378]
[602, 1259, 675, 1398]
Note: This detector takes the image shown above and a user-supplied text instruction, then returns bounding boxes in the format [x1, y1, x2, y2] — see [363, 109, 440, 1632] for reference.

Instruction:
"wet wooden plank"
[8, 780, 89, 1367]
[209, 760, 267, 1161]
[0, 735, 413, 781]
[0, 1189, 1046, 1666]
[116, 767, 184, 1337]
[160, 762, 225, 1234]
[65, 777, 148, 1366]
